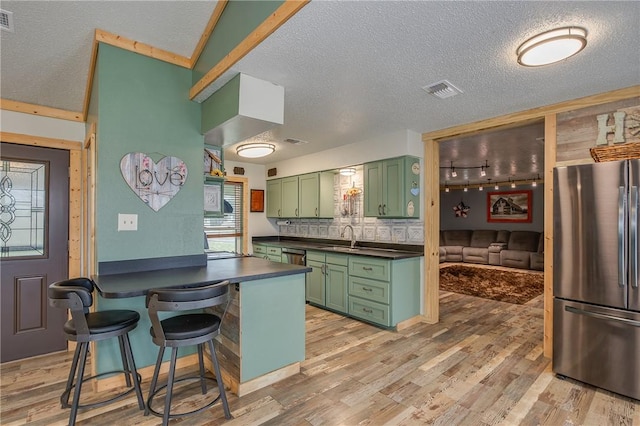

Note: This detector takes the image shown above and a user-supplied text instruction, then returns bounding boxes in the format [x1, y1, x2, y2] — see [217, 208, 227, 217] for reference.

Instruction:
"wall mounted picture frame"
[487, 190, 532, 223]
[250, 189, 265, 212]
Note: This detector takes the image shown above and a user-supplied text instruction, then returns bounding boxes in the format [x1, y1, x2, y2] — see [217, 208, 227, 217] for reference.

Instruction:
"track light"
[441, 160, 489, 179]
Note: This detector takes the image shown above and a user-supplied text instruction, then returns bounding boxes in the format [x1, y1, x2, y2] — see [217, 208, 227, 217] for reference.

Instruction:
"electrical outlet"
[118, 213, 138, 231]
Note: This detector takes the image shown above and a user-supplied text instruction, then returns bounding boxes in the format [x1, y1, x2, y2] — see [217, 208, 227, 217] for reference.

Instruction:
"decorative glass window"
[0, 159, 46, 258]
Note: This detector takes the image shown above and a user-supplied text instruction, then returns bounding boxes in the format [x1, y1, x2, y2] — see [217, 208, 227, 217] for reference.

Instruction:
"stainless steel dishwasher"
[281, 248, 306, 265]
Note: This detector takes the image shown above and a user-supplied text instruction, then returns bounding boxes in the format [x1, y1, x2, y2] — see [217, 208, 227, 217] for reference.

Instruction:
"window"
[204, 178, 246, 254]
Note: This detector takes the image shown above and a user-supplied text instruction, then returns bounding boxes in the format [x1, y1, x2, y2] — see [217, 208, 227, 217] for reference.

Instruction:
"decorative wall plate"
[120, 152, 188, 211]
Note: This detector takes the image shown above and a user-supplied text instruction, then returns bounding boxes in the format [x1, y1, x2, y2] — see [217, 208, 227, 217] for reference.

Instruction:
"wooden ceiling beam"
[190, 0, 229, 68]
[190, 0, 310, 100]
[0, 99, 83, 122]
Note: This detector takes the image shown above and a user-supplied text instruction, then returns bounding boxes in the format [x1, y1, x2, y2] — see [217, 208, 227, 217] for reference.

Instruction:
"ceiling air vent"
[283, 138, 308, 145]
[422, 80, 463, 99]
[0, 9, 14, 33]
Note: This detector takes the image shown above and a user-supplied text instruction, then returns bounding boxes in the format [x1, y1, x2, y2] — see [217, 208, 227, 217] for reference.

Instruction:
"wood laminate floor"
[2, 291, 639, 425]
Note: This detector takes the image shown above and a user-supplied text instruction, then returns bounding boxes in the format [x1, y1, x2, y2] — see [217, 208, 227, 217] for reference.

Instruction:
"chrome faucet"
[341, 225, 357, 249]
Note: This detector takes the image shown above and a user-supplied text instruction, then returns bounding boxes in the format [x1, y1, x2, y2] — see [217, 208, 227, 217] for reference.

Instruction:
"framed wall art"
[250, 189, 265, 212]
[487, 190, 532, 223]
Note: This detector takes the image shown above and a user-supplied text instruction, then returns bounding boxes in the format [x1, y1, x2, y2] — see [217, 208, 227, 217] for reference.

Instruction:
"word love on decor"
[120, 152, 188, 212]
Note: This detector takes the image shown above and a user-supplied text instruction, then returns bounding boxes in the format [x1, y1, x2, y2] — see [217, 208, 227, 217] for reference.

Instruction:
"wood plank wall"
[556, 97, 640, 165]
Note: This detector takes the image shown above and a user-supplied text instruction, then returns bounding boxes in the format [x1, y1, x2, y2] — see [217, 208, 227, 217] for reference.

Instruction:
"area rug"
[439, 265, 543, 305]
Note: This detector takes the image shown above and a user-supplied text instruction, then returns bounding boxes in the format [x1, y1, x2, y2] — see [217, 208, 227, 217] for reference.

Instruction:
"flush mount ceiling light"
[517, 26, 587, 67]
[339, 168, 356, 176]
[236, 143, 275, 158]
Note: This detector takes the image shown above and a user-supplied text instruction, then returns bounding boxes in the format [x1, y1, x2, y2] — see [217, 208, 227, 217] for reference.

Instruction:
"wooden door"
[1, 143, 69, 362]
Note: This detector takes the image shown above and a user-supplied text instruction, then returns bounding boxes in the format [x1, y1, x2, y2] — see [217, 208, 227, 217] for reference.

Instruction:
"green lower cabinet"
[348, 256, 420, 328]
[306, 258, 325, 305]
[305, 252, 348, 314]
[253, 243, 283, 262]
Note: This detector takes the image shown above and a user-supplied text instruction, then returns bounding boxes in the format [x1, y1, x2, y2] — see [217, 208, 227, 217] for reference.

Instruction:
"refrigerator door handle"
[619, 186, 627, 288]
[566, 305, 640, 327]
[631, 186, 639, 289]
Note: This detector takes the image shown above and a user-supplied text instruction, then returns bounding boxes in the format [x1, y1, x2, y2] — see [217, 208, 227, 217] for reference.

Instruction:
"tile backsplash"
[277, 171, 424, 244]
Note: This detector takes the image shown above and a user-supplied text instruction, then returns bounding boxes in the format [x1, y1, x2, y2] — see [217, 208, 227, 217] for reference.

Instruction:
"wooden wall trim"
[423, 139, 439, 323]
[0, 131, 82, 150]
[190, 0, 310, 100]
[422, 85, 640, 142]
[0, 99, 83, 122]
[543, 113, 557, 359]
[81, 35, 100, 122]
[190, 0, 229, 68]
[94, 29, 191, 69]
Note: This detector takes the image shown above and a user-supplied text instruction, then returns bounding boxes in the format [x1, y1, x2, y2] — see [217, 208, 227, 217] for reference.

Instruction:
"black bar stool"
[48, 277, 145, 426]
[145, 280, 232, 425]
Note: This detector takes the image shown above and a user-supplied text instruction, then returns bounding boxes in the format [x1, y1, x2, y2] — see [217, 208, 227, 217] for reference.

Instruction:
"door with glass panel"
[0, 143, 69, 362]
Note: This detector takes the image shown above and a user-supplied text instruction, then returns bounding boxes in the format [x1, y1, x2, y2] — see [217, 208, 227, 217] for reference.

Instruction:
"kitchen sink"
[329, 246, 361, 252]
[327, 246, 407, 254]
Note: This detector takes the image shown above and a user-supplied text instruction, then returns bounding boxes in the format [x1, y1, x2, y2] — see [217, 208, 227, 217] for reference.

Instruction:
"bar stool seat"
[145, 280, 232, 425]
[49, 278, 145, 426]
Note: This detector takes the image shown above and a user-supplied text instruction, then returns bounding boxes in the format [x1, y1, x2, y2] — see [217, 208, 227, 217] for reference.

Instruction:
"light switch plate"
[118, 213, 138, 231]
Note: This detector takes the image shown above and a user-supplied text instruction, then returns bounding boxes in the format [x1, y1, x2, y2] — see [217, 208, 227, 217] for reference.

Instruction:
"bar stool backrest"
[48, 278, 96, 337]
[146, 280, 231, 343]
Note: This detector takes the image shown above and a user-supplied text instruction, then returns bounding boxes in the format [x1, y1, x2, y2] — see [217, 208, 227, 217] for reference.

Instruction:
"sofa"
[440, 229, 543, 270]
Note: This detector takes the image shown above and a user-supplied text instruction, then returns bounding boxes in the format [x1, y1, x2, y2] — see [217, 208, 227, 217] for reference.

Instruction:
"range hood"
[201, 73, 284, 147]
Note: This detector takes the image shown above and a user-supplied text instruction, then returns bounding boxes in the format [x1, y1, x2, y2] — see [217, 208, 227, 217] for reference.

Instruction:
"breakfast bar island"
[92, 256, 310, 396]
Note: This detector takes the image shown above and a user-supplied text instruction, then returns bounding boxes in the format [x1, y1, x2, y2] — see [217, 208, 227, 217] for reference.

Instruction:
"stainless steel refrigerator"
[554, 159, 640, 400]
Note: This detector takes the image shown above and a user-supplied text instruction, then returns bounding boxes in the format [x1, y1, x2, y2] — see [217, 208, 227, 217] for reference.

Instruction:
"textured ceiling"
[1, 1, 639, 179]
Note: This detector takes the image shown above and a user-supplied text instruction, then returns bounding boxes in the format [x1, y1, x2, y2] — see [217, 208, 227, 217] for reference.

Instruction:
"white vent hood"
[201, 73, 284, 147]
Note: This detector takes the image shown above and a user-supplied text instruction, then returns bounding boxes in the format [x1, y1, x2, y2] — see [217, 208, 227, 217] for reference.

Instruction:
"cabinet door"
[306, 259, 325, 305]
[266, 179, 282, 218]
[281, 176, 299, 217]
[325, 263, 348, 313]
[318, 171, 335, 218]
[382, 158, 404, 217]
[298, 173, 319, 217]
[364, 161, 383, 217]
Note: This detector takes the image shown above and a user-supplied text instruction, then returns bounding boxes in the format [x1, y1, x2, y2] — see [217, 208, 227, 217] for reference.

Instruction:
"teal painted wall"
[95, 44, 203, 264]
[192, 0, 284, 84]
[201, 73, 241, 134]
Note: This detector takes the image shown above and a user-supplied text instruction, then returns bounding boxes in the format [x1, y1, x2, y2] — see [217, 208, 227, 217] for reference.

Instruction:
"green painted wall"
[192, 0, 284, 84]
[201, 73, 241, 134]
[95, 44, 203, 264]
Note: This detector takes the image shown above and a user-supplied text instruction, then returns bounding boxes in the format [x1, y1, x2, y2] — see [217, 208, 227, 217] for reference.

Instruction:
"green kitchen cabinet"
[305, 251, 348, 313]
[281, 176, 299, 218]
[364, 156, 420, 218]
[348, 256, 420, 327]
[298, 172, 334, 218]
[266, 179, 282, 218]
[253, 243, 282, 262]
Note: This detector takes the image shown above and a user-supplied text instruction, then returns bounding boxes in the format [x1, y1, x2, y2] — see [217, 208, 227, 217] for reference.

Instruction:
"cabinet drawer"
[326, 253, 348, 266]
[306, 251, 325, 263]
[349, 277, 390, 304]
[349, 296, 390, 327]
[253, 245, 266, 254]
[349, 257, 390, 282]
[267, 246, 282, 256]
[267, 254, 283, 263]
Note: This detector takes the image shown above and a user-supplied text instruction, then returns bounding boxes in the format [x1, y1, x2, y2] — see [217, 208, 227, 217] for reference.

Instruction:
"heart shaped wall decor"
[120, 152, 188, 211]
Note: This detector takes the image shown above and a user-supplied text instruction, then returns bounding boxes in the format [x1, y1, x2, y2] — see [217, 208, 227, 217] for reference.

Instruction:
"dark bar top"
[93, 256, 311, 299]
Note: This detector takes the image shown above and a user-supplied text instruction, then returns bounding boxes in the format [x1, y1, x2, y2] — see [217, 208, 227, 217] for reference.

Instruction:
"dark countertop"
[253, 237, 424, 260]
[93, 256, 311, 298]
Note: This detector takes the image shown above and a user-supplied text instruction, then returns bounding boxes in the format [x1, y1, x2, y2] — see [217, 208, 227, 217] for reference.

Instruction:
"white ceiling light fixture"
[236, 143, 275, 158]
[517, 26, 587, 67]
[339, 168, 356, 176]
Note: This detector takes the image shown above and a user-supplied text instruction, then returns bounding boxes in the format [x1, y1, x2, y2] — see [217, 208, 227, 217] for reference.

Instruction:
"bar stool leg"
[117, 336, 132, 387]
[61, 343, 82, 408]
[163, 347, 179, 426]
[145, 346, 165, 416]
[122, 333, 145, 410]
[207, 339, 231, 419]
[69, 342, 89, 426]
[197, 343, 207, 394]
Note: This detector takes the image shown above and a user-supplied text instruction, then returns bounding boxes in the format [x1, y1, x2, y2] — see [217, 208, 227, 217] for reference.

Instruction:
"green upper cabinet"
[299, 172, 334, 218]
[266, 179, 282, 218]
[364, 156, 420, 218]
[267, 171, 334, 218]
[281, 176, 299, 217]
